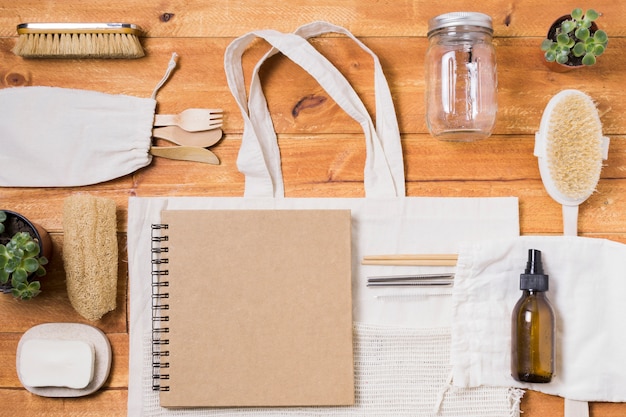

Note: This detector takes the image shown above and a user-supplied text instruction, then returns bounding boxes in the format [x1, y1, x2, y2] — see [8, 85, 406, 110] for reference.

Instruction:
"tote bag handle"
[224, 21, 405, 198]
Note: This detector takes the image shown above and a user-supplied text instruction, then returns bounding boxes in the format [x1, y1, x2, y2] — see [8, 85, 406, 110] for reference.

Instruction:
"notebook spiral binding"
[151, 224, 170, 392]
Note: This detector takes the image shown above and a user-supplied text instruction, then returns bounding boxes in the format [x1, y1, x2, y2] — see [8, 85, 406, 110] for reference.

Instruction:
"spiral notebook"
[151, 209, 355, 408]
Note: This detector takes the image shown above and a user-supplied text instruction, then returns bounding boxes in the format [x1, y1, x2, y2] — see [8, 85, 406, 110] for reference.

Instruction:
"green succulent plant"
[0, 211, 48, 300]
[541, 8, 608, 66]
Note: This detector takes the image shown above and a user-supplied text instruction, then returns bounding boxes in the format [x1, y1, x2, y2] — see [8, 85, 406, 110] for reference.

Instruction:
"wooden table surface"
[1, 1, 625, 415]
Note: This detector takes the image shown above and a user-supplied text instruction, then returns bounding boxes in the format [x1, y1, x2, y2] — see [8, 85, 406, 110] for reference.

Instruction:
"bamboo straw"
[361, 254, 458, 266]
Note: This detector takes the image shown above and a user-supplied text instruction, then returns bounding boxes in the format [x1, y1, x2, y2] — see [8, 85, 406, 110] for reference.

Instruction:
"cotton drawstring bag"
[450, 235, 626, 403]
[0, 85, 155, 187]
[126, 21, 523, 416]
[0, 53, 209, 187]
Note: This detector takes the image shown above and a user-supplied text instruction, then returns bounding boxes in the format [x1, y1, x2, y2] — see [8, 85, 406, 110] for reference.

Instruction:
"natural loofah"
[63, 194, 118, 321]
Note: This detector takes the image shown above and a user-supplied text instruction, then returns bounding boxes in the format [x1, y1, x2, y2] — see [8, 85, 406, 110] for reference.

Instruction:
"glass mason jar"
[425, 12, 497, 141]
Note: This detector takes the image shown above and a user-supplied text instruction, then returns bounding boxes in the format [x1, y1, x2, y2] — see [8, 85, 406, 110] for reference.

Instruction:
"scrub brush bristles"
[12, 23, 145, 59]
[546, 92, 604, 201]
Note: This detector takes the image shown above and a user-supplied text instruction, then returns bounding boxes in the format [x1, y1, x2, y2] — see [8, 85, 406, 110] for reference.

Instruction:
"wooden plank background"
[1, 1, 625, 415]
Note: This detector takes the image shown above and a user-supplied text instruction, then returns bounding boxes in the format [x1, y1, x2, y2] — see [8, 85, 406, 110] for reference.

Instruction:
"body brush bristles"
[12, 23, 145, 59]
[545, 91, 604, 200]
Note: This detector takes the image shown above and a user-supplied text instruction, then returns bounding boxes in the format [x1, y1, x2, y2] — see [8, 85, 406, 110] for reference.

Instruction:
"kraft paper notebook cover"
[152, 209, 354, 408]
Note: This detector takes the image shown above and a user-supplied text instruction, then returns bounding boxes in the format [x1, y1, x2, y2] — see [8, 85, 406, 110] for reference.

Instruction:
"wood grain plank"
[2, 132, 625, 236]
[1, 1, 626, 416]
[0, 0, 624, 37]
[2, 37, 624, 135]
[0, 385, 620, 417]
[2, 133, 623, 234]
[522, 391, 626, 417]
[0, 389, 128, 416]
[0, 190, 137, 233]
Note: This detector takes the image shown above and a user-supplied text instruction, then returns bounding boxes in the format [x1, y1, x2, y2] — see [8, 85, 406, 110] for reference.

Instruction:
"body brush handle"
[562, 205, 579, 237]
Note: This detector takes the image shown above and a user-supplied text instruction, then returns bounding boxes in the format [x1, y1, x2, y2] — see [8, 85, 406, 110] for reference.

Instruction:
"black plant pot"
[0, 210, 52, 294]
[545, 14, 600, 71]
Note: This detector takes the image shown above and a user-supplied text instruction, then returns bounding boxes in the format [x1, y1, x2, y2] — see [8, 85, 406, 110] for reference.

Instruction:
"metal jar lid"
[427, 12, 493, 36]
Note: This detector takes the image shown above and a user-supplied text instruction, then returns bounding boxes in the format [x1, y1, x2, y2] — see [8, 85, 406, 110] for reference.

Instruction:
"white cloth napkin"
[451, 235, 626, 402]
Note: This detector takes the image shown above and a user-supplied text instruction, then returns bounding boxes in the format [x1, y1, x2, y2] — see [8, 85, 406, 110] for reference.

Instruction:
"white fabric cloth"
[451, 235, 626, 402]
[0, 86, 155, 187]
[126, 22, 522, 416]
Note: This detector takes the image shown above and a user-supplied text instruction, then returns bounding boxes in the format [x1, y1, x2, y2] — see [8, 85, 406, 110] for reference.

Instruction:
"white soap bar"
[19, 338, 95, 389]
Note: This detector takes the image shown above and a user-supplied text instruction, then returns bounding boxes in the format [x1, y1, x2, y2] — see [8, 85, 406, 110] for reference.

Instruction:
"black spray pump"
[511, 249, 556, 383]
[520, 249, 549, 292]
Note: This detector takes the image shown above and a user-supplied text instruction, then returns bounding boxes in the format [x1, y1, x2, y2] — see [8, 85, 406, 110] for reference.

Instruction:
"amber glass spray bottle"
[511, 249, 555, 383]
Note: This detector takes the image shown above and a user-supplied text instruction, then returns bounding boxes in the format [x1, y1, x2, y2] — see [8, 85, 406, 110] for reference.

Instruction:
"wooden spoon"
[149, 146, 219, 165]
[152, 126, 223, 148]
[154, 108, 223, 132]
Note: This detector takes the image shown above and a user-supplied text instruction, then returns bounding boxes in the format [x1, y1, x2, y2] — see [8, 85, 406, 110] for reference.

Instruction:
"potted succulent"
[0, 210, 51, 300]
[541, 8, 608, 70]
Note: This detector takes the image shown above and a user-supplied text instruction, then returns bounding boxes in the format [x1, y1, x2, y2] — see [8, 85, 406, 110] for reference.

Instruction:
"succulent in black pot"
[0, 210, 51, 300]
[541, 8, 608, 70]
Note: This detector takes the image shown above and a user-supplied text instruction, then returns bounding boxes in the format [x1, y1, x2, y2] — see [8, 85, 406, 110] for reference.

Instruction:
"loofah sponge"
[63, 194, 118, 321]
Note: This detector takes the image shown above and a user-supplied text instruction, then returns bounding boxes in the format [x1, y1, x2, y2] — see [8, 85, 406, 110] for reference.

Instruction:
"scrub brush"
[534, 89, 609, 236]
[12, 23, 145, 59]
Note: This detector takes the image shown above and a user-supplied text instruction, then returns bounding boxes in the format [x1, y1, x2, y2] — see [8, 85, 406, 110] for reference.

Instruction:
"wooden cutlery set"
[150, 108, 223, 164]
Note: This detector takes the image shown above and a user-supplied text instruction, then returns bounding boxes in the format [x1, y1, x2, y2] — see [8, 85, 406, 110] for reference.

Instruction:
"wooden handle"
[153, 114, 176, 126]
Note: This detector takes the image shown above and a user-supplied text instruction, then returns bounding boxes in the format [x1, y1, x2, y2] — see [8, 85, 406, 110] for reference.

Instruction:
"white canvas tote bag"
[126, 21, 521, 416]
